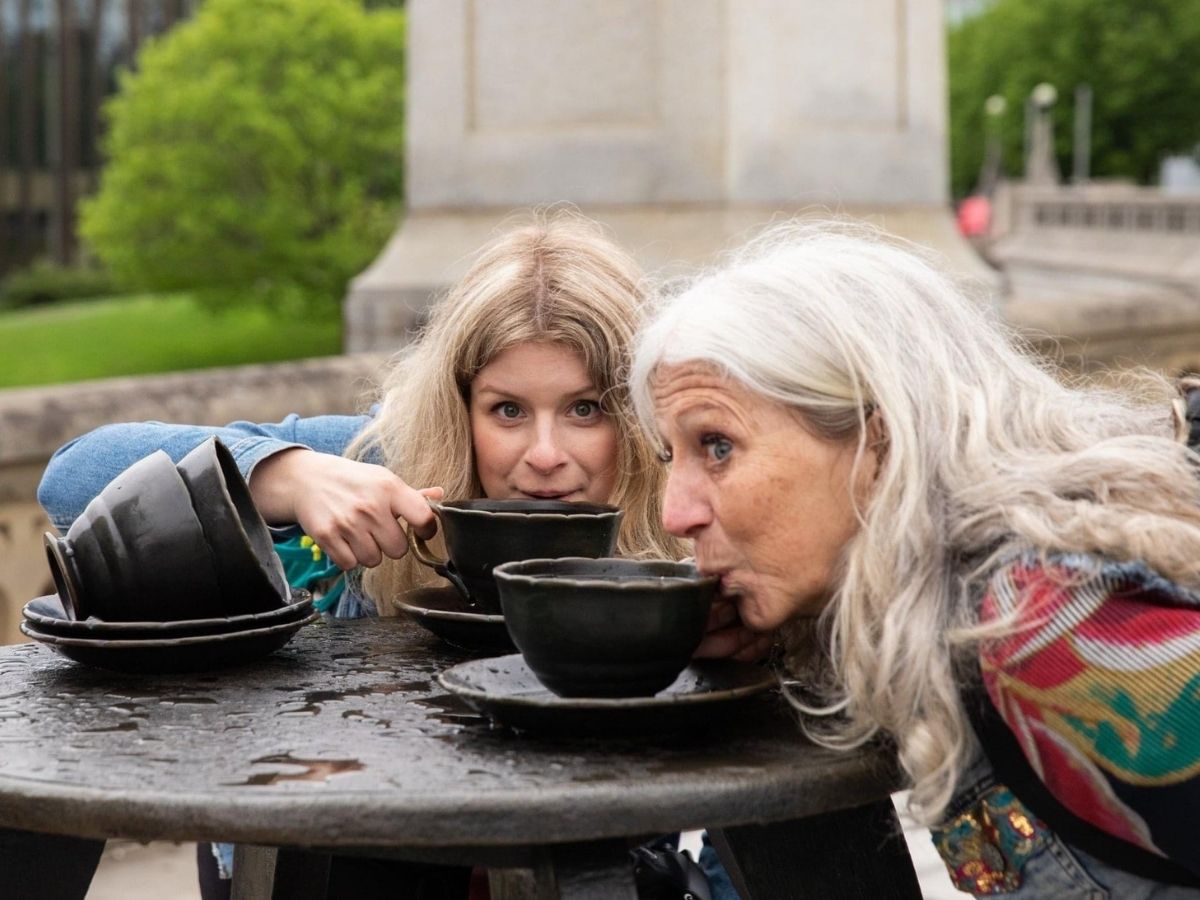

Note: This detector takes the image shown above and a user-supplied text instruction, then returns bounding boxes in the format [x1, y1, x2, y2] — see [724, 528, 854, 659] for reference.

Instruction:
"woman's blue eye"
[495, 402, 522, 419]
[571, 400, 600, 418]
[702, 434, 733, 462]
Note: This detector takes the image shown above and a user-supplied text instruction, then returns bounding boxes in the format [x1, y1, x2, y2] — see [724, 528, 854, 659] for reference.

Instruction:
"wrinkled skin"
[652, 363, 876, 656]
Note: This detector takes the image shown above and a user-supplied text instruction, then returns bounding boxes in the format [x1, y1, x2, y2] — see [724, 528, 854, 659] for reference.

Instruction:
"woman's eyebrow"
[473, 381, 596, 398]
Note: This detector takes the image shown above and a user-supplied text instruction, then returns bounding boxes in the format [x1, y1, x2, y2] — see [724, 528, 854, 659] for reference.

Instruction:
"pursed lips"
[695, 560, 741, 597]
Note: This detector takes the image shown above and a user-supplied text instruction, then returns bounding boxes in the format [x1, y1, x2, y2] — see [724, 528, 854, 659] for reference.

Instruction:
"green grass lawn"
[0, 293, 343, 389]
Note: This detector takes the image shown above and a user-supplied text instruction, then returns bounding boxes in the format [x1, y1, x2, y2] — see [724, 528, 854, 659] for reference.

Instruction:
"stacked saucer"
[30, 436, 317, 672]
[20, 590, 317, 673]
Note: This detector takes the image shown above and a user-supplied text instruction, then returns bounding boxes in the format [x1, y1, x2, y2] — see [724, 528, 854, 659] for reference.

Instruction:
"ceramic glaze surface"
[414, 499, 623, 613]
[439, 653, 777, 735]
[176, 437, 289, 615]
[23, 590, 313, 639]
[44, 450, 224, 622]
[494, 558, 716, 698]
[19, 611, 319, 673]
[392, 586, 514, 654]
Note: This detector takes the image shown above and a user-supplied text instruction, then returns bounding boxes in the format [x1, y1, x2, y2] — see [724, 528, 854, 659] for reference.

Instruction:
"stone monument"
[344, 0, 995, 351]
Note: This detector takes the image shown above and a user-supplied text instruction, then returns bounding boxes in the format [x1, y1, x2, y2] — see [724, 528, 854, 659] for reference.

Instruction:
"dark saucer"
[437, 654, 779, 736]
[392, 586, 515, 654]
[19, 612, 320, 673]
[22, 590, 313, 640]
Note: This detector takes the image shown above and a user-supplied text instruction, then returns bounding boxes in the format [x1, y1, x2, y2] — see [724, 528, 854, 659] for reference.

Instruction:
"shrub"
[0, 261, 117, 310]
[79, 0, 406, 313]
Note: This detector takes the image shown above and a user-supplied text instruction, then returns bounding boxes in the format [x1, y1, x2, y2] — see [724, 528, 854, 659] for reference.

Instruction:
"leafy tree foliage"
[80, 0, 405, 311]
[949, 0, 1200, 197]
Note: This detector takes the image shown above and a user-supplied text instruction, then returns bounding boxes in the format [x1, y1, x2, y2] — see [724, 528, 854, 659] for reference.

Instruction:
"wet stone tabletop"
[0, 619, 900, 850]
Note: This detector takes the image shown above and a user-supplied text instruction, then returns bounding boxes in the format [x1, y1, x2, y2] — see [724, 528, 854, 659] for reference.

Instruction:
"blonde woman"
[632, 221, 1200, 898]
[35, 213, 691, 900]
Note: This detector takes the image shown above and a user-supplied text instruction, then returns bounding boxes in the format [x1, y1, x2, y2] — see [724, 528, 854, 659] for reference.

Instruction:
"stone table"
[0, 618, 920, 899]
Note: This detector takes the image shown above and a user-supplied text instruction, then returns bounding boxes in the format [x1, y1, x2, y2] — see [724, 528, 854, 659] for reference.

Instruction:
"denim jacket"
[935, 751, 1200, 899]
[37, 412, 377, 616]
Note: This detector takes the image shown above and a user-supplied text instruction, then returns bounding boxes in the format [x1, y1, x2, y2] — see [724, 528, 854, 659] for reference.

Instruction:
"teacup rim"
[493, 556, 717, 591]
[430, 499, 623, 522]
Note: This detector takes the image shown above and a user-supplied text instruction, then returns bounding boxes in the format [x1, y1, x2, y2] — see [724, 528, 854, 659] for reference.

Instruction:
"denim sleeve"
[37, 413, 374, 531]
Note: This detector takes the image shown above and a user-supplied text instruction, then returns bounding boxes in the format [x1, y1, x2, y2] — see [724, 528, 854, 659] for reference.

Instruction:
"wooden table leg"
[709, 798, 921, 900]
[231, 845, 332, 900]
[532, 839, 638, 900]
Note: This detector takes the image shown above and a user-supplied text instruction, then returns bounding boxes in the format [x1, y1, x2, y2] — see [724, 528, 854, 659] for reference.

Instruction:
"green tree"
[949, 0, 1200, 197]
[80, 0, 405, 312]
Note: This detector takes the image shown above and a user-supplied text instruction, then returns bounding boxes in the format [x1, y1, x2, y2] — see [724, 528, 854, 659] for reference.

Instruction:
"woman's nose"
[661, 466, 711, 537]
[523, 423, 569, 473]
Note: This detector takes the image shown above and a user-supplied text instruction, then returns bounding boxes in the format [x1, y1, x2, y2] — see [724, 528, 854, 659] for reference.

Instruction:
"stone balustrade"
[990, 183, 1200, 374]
[1006, 185, 1200, 236]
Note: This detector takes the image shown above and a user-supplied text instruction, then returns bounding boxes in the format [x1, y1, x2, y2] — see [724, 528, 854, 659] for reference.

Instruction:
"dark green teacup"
[493, 557, 717, 697]
[408, 499, 623, 613]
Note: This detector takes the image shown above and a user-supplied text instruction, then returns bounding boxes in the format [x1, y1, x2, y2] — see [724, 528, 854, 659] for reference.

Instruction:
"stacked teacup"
[24, 437, 316, 672]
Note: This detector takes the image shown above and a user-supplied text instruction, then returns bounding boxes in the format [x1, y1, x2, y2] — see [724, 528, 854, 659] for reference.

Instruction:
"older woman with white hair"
[632, 223, 1200, 898]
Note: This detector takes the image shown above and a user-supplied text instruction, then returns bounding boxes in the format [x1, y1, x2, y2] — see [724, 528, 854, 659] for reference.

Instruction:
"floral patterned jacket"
[933, 552, 1200, 895]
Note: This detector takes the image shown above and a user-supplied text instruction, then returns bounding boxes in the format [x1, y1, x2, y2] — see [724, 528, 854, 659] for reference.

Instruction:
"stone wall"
[0, 353, 388, 646]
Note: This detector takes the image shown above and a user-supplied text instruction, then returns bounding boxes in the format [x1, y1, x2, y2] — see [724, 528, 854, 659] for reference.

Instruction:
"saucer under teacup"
[437, 654, 779, 736]
[22, 589, 313, 640]
[391, 586, 515, 654]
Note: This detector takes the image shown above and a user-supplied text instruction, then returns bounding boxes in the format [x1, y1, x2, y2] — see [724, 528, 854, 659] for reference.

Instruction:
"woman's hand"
[249, 448, 442, 571]
[693, 598, 775, 662]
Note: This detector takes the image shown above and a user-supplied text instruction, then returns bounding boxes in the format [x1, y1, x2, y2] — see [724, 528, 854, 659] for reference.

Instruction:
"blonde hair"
[631, 220, 1200, 825]
[350, 212, 685, 608]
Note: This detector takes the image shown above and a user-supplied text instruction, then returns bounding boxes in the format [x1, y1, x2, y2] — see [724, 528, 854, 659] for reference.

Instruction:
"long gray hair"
[630, 220, 1200, 824]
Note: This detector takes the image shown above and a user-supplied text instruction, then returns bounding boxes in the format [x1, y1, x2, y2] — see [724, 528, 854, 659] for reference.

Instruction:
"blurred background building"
[0, 0, 197, 274]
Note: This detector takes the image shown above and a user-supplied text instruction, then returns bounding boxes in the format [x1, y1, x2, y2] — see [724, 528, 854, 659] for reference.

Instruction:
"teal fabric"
[274, 535, 346, 613]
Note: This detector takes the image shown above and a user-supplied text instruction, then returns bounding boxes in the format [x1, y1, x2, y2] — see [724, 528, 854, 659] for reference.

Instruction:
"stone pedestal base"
[343, 205, 998, 353]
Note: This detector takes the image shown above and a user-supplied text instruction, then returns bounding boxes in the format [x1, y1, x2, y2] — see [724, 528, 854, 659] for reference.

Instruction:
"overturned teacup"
[493, 557, 717, 698]
[44, 438, 289, 623]
[409, 499, 623, 613]
[176, 437, 289, 615]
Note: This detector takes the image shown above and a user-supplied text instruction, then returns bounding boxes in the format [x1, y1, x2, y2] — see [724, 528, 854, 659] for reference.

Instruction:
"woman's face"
[652, 362, 873, 631]
[469, 342, 619, 504]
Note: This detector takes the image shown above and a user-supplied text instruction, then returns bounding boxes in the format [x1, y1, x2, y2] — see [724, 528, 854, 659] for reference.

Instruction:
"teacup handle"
[404, 520, 470, 601]
[408, 525, 447, 570]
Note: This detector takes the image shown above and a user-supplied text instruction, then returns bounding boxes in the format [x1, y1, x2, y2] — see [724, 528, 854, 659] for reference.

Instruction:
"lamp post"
[1073, 83, 1093, 184]
[1025, 82, 1060, 185]
[975, 94, 1007, 196]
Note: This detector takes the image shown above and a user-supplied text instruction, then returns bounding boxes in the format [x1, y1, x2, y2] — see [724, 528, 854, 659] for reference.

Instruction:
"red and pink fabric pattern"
[978, 552, 1200, 873]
